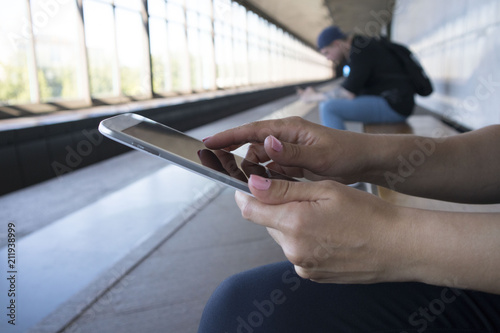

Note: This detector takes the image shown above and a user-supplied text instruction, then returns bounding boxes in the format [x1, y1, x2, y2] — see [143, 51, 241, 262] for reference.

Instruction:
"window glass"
[186, 0, 210, 13]
[214, 0, 231, 21]
[30, 0, 82, 102]
[115, 0, 142, 11]
[0, 0, 32, 104]
[1, 0, 333, 108]
[214, 20, 234, 88]
[200, 29, 215, 90]
[233, 37, 248, 86]
[188, 27, 203, 90]
[149, 17, 171, 93]
[115, 7, 149, 95]
[247, 11, 260, 84]
[168, 22, 190, 92]
[199, 15, 212, 32]
[84, 0, 118, 97]
[232, 4, 247, 86]
[148, 0, 167, 18]
[186, 10, 199, 28]
[168, 0, 184, 5]
[166, 2, 185, 24]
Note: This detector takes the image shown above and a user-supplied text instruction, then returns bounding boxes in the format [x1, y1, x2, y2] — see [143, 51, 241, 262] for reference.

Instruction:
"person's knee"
[207, 272, 250, 310]
[319, 99, 334, 112]
[203, 262, 293, 314]
[198, 273, 249, 332]
[320, 99, 349, 115]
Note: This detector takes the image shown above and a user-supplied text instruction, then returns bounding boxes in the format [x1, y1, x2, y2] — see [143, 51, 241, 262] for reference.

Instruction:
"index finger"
[203, 117, 306, 150]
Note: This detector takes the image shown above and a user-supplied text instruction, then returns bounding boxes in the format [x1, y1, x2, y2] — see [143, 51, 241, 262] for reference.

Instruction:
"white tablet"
[98, 113, 297, 194]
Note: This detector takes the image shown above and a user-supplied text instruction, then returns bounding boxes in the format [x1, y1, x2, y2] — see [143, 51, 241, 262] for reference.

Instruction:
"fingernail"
[197, 150, 202, 158]
[266, 135, 283, 152]
[249, 174, 271, 191]
[202, 136, 211, 143]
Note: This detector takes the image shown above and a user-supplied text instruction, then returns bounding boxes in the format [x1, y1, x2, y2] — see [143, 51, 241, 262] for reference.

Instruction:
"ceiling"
[242, 0, 395, 48]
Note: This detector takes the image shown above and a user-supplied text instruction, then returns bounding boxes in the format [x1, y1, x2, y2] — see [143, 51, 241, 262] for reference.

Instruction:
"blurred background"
[1, 0, 499, 128]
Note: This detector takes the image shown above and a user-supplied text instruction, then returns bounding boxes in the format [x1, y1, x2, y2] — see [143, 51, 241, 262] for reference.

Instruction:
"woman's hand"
[237, 175, 500, 294]
[235, 175, 410, 284]
[204, 117, 374, 184]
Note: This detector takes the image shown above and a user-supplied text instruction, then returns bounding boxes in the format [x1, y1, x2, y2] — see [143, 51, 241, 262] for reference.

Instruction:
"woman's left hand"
[236, 175, 413, 284]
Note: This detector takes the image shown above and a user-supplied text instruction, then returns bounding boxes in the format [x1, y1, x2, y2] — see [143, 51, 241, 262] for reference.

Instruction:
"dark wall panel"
[16, 140, 53, 186]
[0, 146, 23, 193]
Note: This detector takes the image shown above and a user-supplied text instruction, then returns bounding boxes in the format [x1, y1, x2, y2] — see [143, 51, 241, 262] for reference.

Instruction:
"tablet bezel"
[99, 113, 256, 194]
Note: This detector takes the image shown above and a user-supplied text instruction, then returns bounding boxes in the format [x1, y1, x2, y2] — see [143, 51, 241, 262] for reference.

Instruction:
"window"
[214, 0, 234, 88]
[166, 0, 190, 92]
[84, 0, 118, 97]
[199, 15, 216, 90]
[0, 0, 32, 105]
[30, 0, 82, 102]
[0, 0, 333, 109]
[247, 11, 259, 85]
[115, 4, 150, 96]
[232, 2, 248, 86]
[186, 0, 213, 91]
[149, 16, 171, 93]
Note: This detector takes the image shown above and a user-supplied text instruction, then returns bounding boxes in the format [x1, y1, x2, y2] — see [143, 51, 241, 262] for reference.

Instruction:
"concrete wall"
[392, 0, 500, 130]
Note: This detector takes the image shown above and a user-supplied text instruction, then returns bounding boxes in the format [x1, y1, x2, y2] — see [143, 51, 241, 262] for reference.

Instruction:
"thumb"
[247, 174, 329, 205]
[235, 176, 333, 230]
[263, 135, 321, 173]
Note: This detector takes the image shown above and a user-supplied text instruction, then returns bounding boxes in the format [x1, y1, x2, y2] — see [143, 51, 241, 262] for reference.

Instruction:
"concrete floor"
[60, 187, 287, 333]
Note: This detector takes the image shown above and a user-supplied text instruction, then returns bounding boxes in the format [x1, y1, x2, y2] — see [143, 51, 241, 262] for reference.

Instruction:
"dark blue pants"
[198, 261, 500, 333]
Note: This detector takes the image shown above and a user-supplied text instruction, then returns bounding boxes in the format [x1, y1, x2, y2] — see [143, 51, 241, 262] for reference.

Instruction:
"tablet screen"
[122, 120, 295, 183]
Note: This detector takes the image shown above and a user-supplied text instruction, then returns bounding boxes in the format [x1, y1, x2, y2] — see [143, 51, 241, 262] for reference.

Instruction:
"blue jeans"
[319, 95, 408, 130]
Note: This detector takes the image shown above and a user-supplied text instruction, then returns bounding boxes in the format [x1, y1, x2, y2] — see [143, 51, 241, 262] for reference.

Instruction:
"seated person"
[198, 117, 500, 332]
[299, 26, 416, 130]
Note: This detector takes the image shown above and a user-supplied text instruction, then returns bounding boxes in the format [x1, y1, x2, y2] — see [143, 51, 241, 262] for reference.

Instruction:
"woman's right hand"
[203, 117, 374, 184]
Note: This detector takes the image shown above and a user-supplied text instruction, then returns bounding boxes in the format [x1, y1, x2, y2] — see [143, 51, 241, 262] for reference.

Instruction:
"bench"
[364, 115, 500, 213]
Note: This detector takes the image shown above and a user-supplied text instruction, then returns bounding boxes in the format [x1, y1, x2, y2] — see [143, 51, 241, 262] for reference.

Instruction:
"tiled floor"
[61, 187, 287, 333]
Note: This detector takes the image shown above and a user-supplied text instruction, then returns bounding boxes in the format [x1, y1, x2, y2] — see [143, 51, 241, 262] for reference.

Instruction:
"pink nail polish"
[267, 135, 283, 152]
[202, 136, 211, 143]
[249, 174, 271, 191]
